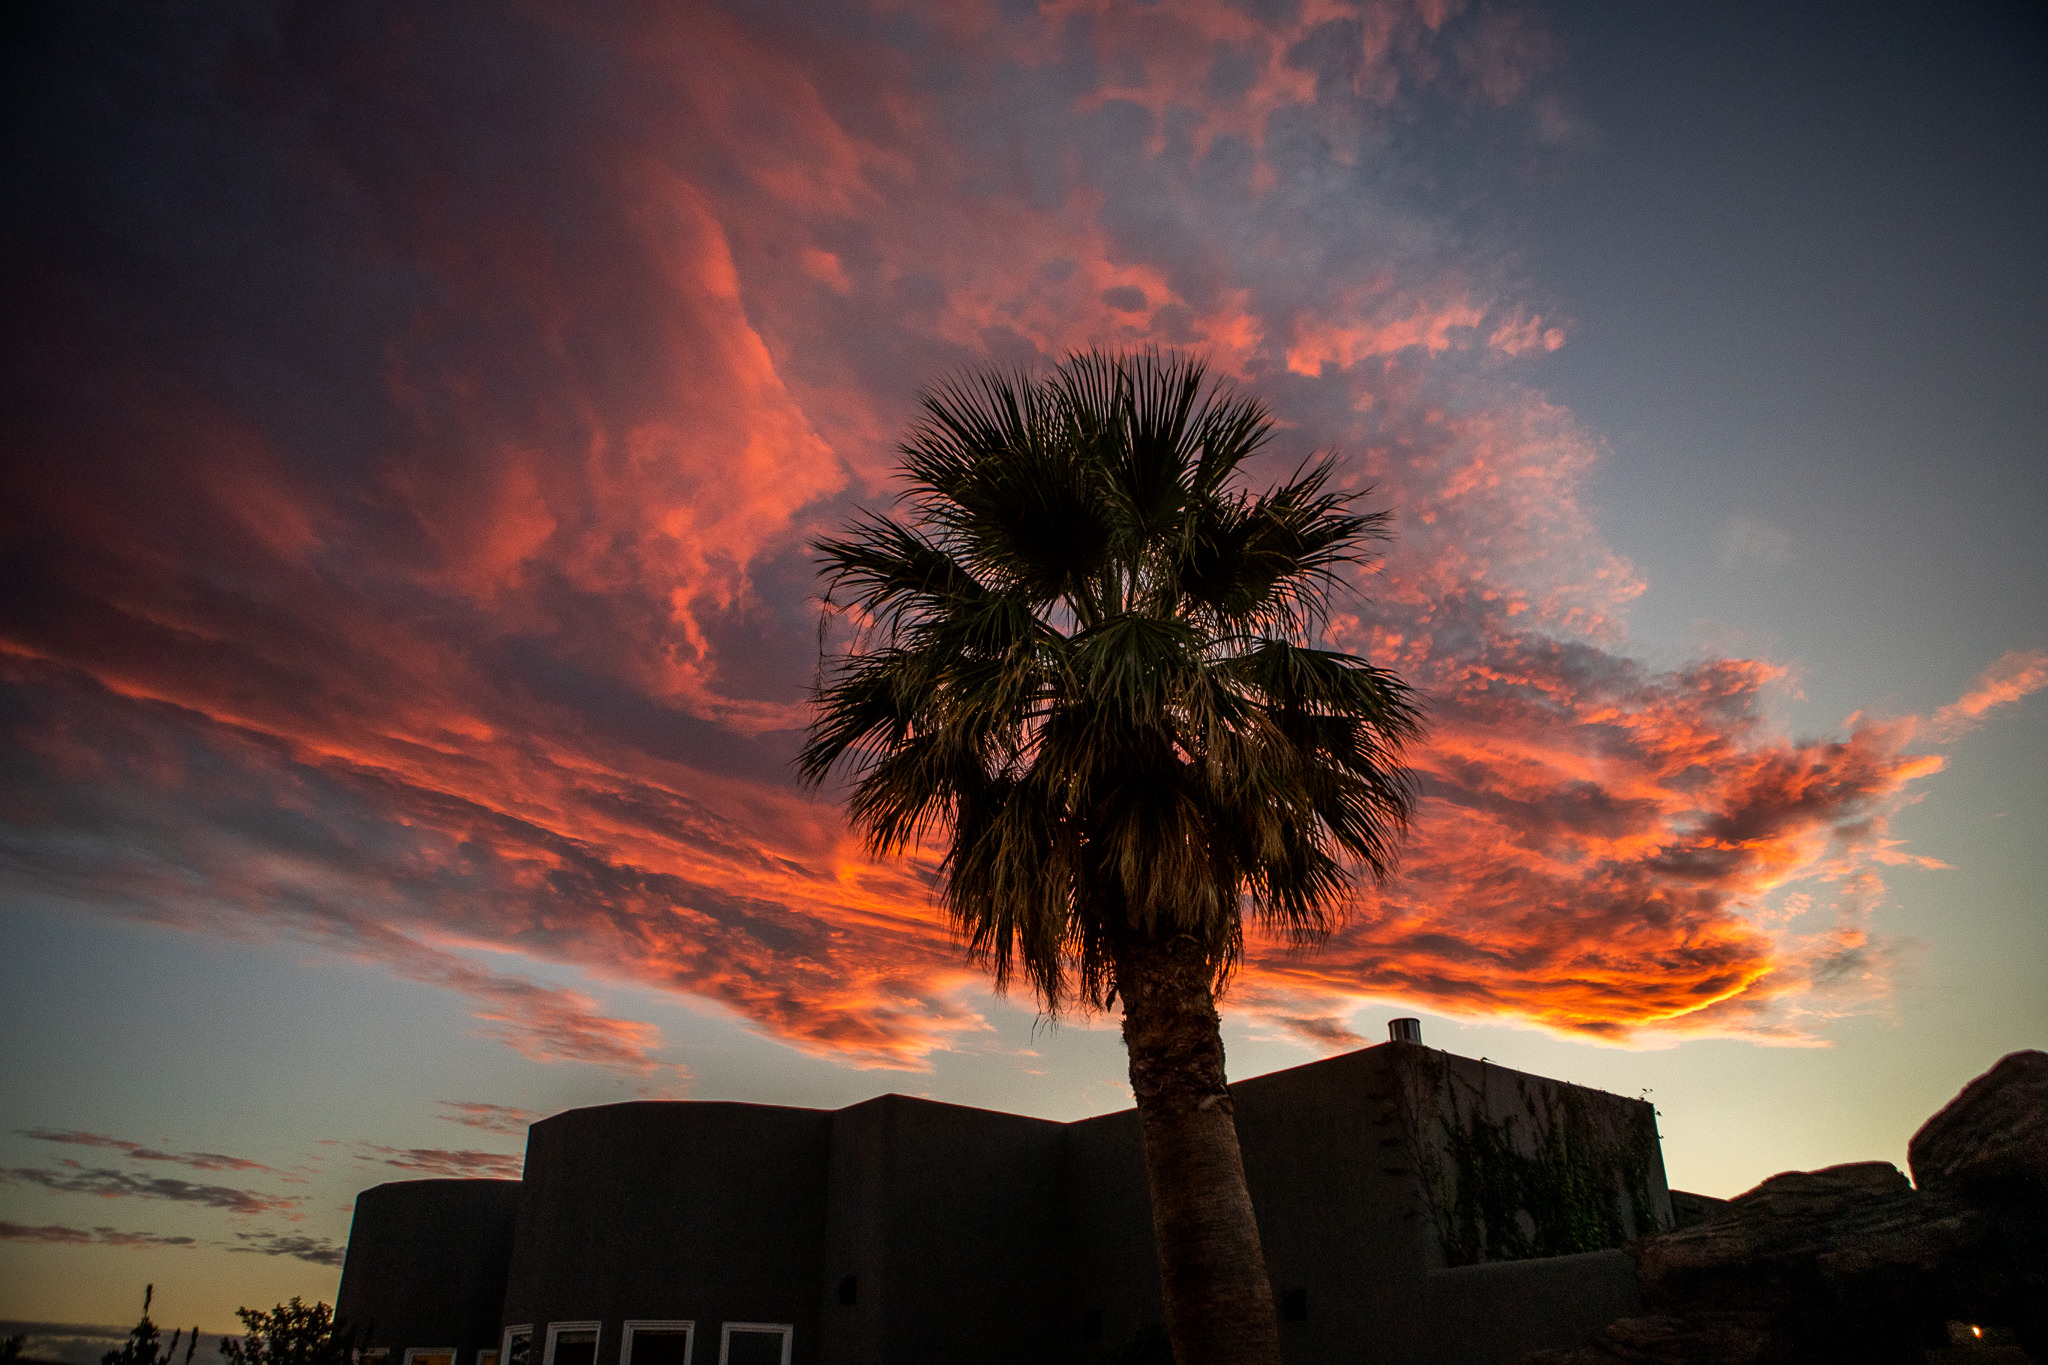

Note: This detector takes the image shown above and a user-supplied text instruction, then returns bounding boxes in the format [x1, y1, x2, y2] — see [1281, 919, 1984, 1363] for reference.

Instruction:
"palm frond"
[802, 347, 1425, 1013]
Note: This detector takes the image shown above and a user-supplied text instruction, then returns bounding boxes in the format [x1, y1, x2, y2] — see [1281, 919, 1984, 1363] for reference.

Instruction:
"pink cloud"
[1929, 648, 2048, 738]
[436, 1101, 541, 1136]
[0, 0, 2022, 1074]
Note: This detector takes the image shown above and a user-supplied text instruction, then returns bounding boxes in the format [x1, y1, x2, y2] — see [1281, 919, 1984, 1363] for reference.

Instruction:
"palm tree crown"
[800, 349, 1423, 1011]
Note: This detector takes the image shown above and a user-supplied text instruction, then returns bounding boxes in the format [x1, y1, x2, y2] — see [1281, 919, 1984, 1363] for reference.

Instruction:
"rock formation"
[1526, 1050, 2048, 1365]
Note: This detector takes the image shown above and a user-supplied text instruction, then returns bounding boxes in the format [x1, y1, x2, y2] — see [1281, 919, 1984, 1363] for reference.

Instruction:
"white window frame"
[403, 1350, 458, 1365]
[716, 1324, 791, 1365]
[543, 1323, 602, 1365]
[500, 1327, 532, 1365]
[620, 1321, 694, 1365]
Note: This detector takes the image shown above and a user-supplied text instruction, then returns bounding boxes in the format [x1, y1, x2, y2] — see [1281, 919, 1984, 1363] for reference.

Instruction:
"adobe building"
[337, 1028, 1690, 1365]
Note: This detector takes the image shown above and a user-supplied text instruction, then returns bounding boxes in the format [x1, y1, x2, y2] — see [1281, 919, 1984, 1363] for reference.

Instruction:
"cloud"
[356, 1146, 523, 1180]
[0, 0, 2025, 1073]
[1716, 515, 1795, 569]
[0, 1166, 299, 1217]
[227, 1231, 346, 1267]
[1929, 648, 2048, 738]
[436, 1102, 541, 1137]
[16, 1130, 271, 1174]
[1268, 1014, 1369, 1052]
[0, 1221, 197, 1249]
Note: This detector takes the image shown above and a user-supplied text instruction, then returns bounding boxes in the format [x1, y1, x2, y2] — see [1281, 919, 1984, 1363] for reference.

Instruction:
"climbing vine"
[1394, 1049, 1665, 1268]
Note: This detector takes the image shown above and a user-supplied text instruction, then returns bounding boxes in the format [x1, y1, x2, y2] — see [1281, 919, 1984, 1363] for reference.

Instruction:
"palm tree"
[799, 349, 1422, 1365]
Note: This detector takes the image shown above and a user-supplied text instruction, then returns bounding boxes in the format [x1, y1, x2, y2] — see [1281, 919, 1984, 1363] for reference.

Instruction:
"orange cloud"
[1929, 648, 2048, 738]
[0, 0, 2020, 1081]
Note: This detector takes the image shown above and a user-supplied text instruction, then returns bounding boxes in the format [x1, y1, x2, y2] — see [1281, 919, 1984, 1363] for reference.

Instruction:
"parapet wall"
[1386, 1045, 1673, 1269]
[336, 1178, 521, 1356]
[338, 1042, 1667, 1365]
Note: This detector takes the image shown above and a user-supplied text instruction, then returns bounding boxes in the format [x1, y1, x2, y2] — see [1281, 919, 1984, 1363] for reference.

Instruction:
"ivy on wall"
[1394, 1050, 1665, 1268]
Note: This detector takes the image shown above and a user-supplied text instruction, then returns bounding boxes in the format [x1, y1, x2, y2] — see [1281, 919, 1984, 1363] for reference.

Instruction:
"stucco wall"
[501, 1102, 832, 1365]
[818, 1094, 1068, 1364]
[1064, 1106, 1165, 1360]
[343, 1042, 1671, 1365]
[335, 1178, 521, 1357]
[1419, 1249, 1641, 1365]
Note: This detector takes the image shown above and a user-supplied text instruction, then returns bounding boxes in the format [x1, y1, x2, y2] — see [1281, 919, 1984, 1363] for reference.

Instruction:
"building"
[336, 1029, 1680, 1365]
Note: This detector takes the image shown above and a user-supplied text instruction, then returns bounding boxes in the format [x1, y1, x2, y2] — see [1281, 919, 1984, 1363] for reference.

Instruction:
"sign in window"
[716, 1325, 789, 1365]
[544, 1324, 600, 1365]
[620, 1322, 692, 1365]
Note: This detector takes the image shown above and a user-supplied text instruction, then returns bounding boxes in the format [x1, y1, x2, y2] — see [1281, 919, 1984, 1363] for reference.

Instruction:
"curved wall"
[336, 1178, 522, 1358]
[501, 1101, 832, 1365]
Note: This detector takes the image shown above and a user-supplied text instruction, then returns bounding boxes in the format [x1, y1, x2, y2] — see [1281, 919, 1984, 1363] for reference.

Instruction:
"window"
[478, 1352, 500, 1365]
[502, 1328, 532, 1365]
[405, 1350, 456, 1365]
[620, 1322, 693, 1365]
[361, 1351, 390, 1365]
[716, 1325, 789, 1365]
[543, 1324, 599, 1365]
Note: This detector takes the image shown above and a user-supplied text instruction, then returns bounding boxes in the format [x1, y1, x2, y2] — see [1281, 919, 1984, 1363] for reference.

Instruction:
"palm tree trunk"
[1115, 932, 1283, 1365]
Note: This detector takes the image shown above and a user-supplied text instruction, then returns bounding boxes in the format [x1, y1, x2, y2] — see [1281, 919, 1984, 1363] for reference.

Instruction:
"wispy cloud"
[0, 0, 2030, 1072]
[1716, 514, 1795, 569]
[0, 1165, 299, 1217]
[17, 1130, 271, 1174]
[227, 1230, 346, 1267]
[356, 1146, 522, 1181]
[435, 1102, 540, 1137]
[0, 1221, 198, 1248]
[1929, 648, 2048, 739]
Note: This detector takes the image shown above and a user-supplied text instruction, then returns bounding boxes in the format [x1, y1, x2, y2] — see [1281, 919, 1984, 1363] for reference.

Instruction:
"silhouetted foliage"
[804, 348, 1422, 1365]
[218, 1300, 353, 1365]
[101, 1287, 198, 1365]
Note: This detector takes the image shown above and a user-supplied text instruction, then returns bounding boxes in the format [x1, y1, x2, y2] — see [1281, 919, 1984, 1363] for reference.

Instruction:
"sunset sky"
[3, 0, 2044, 1339]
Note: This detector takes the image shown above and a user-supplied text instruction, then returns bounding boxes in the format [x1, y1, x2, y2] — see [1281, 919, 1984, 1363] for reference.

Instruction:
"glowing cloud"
[437, 1102, 543, 1137]
[0, 0, 2029, 1077]
[1930, 649, 2048, 738]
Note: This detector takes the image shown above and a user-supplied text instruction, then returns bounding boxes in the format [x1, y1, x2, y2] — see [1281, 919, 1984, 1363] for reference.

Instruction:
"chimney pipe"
[1388, 1017, 1422, 1044]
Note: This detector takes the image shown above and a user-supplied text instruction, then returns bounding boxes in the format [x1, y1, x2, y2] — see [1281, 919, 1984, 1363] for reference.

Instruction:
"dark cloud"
[435, 1102, 541, 1137]
[16, 1130, 270, 1174]
[357, 1146, 523, 1181]
[228, 1230, 346, 1267]
[0, 1222, 197, 1248]
[0, 1165, 298, 1216]
[1, 0, 2035, 1075]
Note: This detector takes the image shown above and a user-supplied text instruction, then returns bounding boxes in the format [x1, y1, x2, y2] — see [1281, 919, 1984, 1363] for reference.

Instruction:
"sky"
[2, 0, 2044, 1341]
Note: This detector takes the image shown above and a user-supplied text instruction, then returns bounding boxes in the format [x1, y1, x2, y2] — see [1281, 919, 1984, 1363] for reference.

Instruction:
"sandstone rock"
[1525, 1053, 2048, 1365]
[1909, 1050, 2048, 1201]
[1632, 1161, 1924, 1307]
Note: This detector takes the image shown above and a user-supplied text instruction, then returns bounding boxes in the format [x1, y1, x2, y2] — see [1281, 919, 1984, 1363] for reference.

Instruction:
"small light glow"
[1972, 1326, 1984, 1339]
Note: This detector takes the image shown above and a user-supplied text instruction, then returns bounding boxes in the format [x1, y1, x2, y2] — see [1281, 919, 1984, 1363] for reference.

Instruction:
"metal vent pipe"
[1387, 1017, 1422, 1044]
